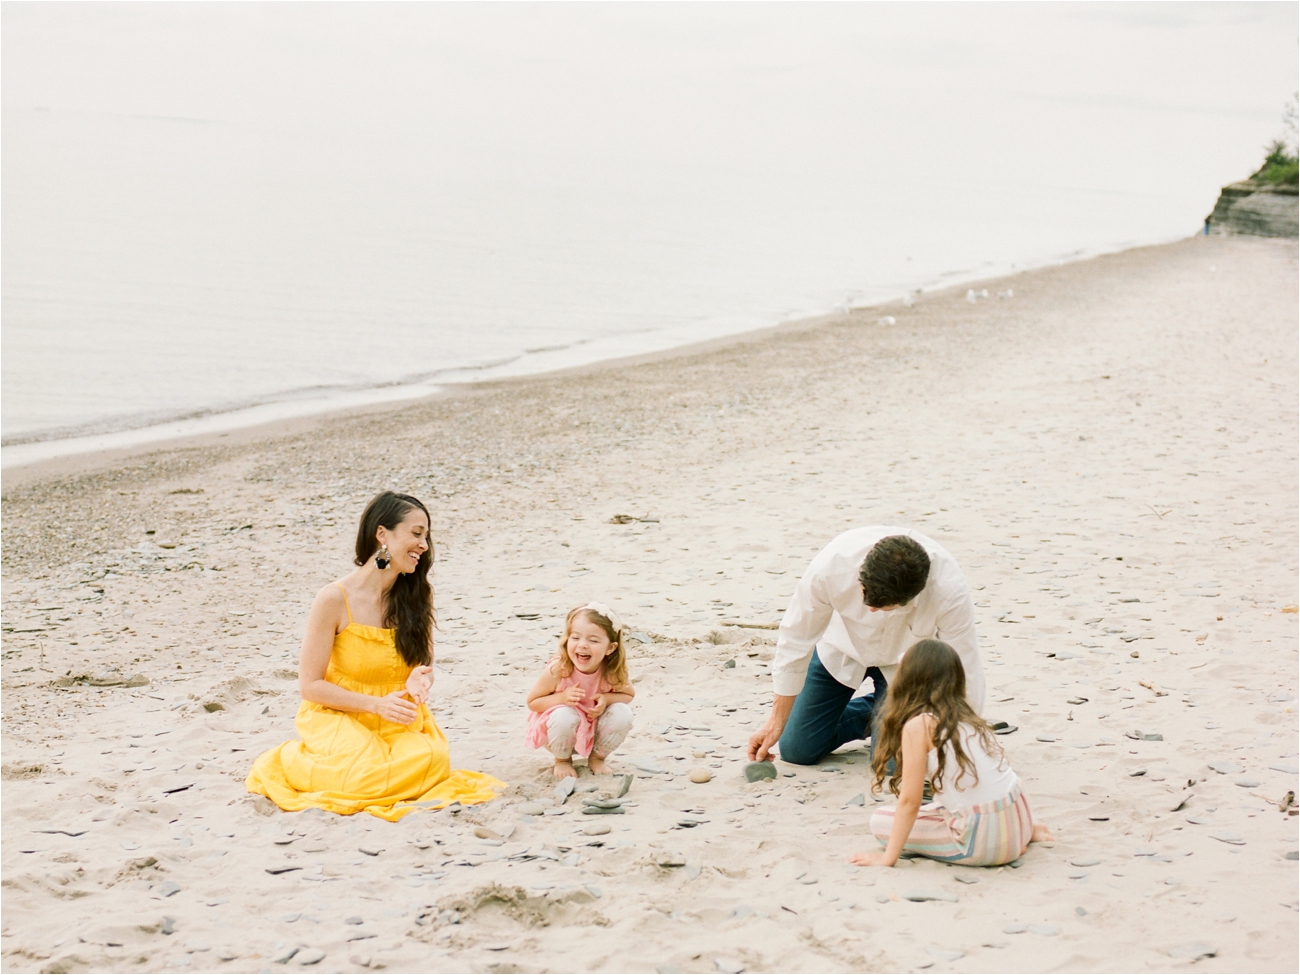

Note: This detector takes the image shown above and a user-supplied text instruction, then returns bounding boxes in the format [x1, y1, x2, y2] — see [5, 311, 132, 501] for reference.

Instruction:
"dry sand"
[2, 234, 1297, 974]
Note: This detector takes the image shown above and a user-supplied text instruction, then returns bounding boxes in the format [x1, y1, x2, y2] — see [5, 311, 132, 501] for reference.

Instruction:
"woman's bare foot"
[587, 755, 611, 775]
[553, 760, 578, 779]
[1031, 822, 1055, 843]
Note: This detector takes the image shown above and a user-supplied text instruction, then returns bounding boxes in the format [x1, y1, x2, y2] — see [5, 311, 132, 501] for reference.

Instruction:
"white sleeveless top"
[924, 720, 1018, 810]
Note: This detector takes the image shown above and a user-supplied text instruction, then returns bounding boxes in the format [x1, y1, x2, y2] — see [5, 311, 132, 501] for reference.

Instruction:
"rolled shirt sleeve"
[935, 588, 985, 714]
[771, 561, 833, 697]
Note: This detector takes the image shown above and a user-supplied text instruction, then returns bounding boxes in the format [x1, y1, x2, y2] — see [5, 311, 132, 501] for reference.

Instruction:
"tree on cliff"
[1253, 93, 1298, 187]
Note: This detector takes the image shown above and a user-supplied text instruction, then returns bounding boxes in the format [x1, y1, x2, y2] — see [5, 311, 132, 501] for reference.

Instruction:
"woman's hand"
[405, 665, 433, 705]
[847, 849, 895, 867]
[588, 693, 610, 718]
[374, 690, 419, 725]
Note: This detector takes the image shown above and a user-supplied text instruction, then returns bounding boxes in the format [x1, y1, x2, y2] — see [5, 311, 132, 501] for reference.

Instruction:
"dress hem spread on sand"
[246, 584, 502, 822]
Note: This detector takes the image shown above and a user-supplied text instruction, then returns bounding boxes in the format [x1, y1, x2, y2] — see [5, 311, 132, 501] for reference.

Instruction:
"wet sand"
[2, 234, 1297, 973]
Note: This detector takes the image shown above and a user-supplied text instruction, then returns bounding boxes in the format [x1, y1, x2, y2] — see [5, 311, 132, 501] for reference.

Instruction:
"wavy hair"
[553, 605, 629, 687]
[354, 491, 434, 667]
[871, 639, 1001, 797]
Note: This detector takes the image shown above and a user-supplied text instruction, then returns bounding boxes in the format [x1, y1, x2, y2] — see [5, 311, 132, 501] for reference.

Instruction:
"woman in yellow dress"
[247, 491, 502, 820]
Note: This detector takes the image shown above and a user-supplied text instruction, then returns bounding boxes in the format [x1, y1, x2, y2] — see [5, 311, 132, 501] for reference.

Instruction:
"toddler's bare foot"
[1031, 822, 1055, 843]
[587, 755, 611, 775]
[553, 760, 578, 780]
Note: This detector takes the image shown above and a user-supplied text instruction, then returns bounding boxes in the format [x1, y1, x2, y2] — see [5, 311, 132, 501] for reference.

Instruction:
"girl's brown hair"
[872, 639, 1002, 797]
[553, 606, 629, 687]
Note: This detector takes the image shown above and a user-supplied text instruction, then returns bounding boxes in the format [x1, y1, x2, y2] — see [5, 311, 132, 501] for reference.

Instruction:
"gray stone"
[1168, 942, 1218, 961]
[926, 948, 964, 962]
[584, 885, 603, 898]
[1036, 736, 1056, 743]
[1234, 778, 1261, 789]
[1003, 923, 1028, 934]
[1030, 925, 1060, 936]
[1284, 851, 1298, 861]
[904, 890, 958, 903]
[357, 846, 382, 856]
[845, 793, 865, 807]
[582, 823, 612, 836]
[1210, 833, 1246, 846]
[555, 778, 576, 800]
[297, 949, 326, 965]
[724, 660, 736, 669]
[575, 780, 600, 793]
[715, 958, 745, 974]
[273, 946, 300, 964]
[517, 802, 545, 816]
[744, 761, 777, 783]
[1128, 769, 1147, 777]
[953, 873, 979, 885]
[345, 916, 363, 925]
[158, 881, 181, 897]
[1268, 764, 1299, 775]
[616, 774, 634, 798]
[1207, 761, 1244, 775]
[1070, 858, 1101, 867]
[161, 917, 177, 936]
[1141, 733, 1163, 741]
[1007, 858, 1025, 868]
[658, 853, 687, 867]
[1075, 906, 1088, 916]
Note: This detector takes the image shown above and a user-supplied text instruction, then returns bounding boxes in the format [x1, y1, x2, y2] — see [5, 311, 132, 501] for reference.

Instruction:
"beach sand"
[2, 234, 1296, 974]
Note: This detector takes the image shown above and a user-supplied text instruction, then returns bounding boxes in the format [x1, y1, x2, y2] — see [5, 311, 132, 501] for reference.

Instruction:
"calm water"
[3, 4, 1295, 462]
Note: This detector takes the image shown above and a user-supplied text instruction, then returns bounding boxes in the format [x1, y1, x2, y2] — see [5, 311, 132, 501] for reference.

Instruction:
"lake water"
[2, 3, 1294, 465]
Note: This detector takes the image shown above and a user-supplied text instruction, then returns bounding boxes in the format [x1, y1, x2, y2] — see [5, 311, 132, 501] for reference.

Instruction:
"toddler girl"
[849, 639, 1053, 867]
[526, 602, 636, 779]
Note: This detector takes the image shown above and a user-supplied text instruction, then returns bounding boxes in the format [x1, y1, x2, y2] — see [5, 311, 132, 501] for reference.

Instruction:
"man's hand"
[746, 695, 796, 761]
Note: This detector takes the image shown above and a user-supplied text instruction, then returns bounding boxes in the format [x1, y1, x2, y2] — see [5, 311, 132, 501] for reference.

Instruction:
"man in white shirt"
[747, 528, 985, 766]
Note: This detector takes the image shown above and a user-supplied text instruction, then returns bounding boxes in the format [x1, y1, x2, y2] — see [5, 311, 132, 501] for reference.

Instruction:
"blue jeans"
[776, 649, 887, 766]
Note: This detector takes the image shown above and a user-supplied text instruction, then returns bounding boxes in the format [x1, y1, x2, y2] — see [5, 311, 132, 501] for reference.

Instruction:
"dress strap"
[334, 582, 355, 625]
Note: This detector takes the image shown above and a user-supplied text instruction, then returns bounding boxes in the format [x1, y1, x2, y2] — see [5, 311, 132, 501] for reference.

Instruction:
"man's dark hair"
[859, 535, 931, 608]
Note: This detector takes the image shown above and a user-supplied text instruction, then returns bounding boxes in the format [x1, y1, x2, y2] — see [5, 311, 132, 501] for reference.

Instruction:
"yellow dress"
[246, 584, 502, 821]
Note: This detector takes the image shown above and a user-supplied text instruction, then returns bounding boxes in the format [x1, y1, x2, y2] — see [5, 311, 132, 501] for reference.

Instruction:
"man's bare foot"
[588, 755, 611, 775]
[553, 760, 578, 779]
[1031, 822, 1055, 843]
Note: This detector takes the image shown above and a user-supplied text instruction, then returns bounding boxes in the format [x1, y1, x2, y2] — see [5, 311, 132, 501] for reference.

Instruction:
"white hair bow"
[582, 601, 624, 633]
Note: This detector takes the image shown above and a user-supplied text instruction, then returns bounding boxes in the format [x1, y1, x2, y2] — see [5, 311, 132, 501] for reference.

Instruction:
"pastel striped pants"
[869, 786, 1034, 866]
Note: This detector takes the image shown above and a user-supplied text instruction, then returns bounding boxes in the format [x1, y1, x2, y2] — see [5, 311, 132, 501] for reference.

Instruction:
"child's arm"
[588, 682, 635, 718]
[849, 714, 933, 867]
[526, 663, 583, 713]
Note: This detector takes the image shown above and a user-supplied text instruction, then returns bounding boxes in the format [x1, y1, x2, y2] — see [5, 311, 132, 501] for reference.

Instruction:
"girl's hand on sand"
[405, 665, 433, 705]
[588, 693, 610, 718]
[847, 849, 894, 867]
[561, 686, 585, 706]
[375, 690, 419, 725]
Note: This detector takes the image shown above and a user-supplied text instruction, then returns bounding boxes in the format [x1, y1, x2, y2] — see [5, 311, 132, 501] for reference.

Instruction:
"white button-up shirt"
[772, 526, 985, 712]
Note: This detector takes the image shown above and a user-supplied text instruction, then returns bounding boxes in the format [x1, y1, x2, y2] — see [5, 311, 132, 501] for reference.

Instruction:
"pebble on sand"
[904, 890, 958, 903]
[744, 761, 777, 783]
[583, 822, 612, 835]
[1167, 942, 1218, 961]
[297, 948, 326, 965]
[690, 769, 712, 783]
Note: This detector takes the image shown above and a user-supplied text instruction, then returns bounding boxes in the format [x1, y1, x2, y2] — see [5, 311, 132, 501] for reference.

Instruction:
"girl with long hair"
[247, 491, 502, 820]
[849, 639, 1052, 867]
[525, 602, 635, 779]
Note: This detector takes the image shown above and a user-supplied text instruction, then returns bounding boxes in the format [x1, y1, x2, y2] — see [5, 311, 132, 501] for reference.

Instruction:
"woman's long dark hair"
[871, 639, 1002, 797]
[354, 492, 434, 667]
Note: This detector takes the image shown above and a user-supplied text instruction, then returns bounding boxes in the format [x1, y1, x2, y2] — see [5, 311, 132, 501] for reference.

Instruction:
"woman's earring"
[375, 545, 391, 570]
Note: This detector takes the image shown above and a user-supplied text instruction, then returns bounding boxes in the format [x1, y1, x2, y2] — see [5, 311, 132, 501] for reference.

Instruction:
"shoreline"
[2, 232, 1296, 974]
[0, 233, 1187, 491]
